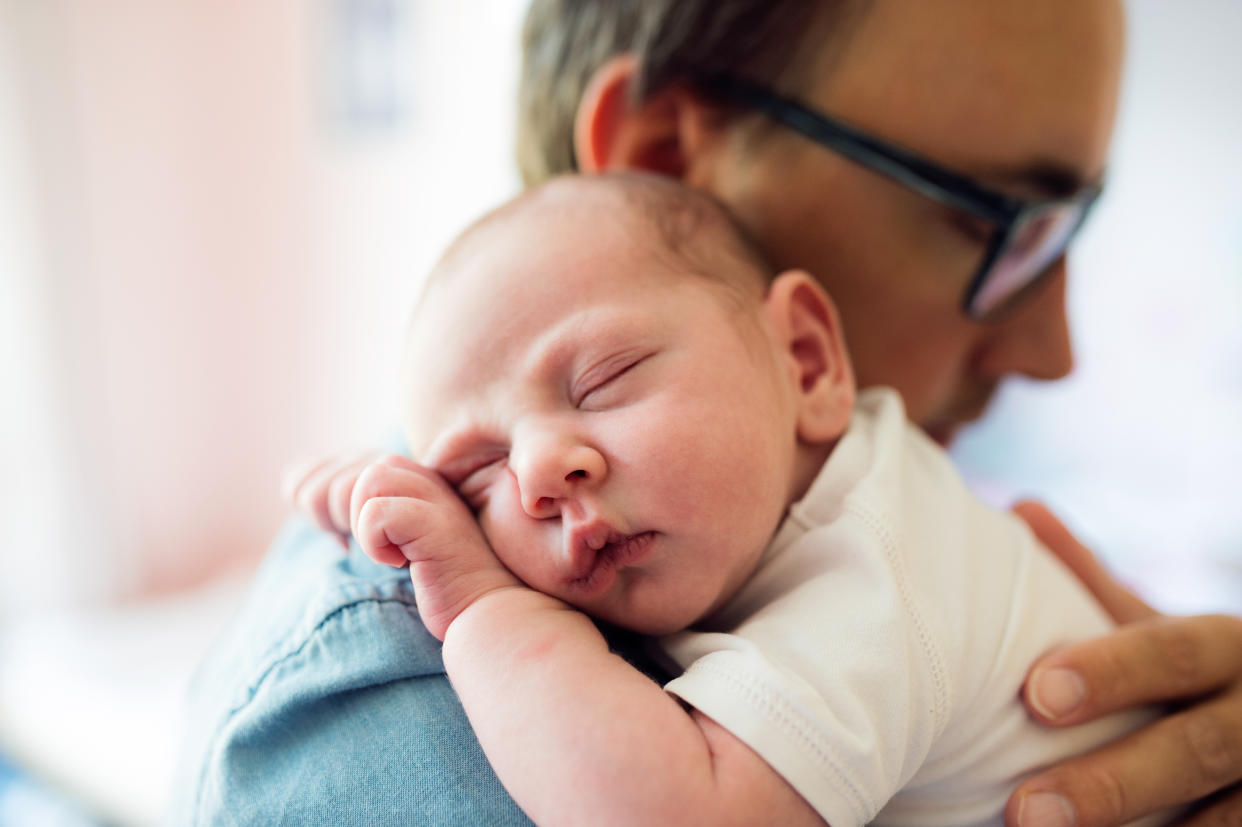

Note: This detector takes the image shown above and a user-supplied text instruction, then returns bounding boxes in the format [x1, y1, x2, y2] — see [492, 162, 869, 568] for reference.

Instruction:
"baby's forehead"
[401, 176, 772, 443]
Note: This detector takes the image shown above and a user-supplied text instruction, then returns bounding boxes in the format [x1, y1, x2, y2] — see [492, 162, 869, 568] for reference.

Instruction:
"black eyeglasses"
[702, 75, 1102, 321]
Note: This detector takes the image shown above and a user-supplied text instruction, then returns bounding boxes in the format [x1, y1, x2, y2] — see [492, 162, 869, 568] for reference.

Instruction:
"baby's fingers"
[349, 455, 449, 542]
[354, 495, 430, 568]
[283, 451, 383, 542]
[281, 456, 327, 506]
[284, 455, 345, 536]
[326, 455, 380, 537]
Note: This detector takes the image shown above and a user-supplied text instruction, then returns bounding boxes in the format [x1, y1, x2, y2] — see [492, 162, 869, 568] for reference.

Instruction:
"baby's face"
[404, 209, 802, 634]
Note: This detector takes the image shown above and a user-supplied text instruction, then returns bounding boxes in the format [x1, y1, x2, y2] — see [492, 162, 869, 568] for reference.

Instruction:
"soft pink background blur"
[2, 0, 524, 609]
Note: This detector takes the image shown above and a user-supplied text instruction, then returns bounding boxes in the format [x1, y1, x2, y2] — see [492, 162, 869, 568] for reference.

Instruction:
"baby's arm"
[351, 455, 825, 827]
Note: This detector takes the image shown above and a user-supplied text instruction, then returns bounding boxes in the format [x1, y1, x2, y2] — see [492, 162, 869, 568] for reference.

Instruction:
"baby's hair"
[616, 173, 777, 299]
[422, 173, 776, 309]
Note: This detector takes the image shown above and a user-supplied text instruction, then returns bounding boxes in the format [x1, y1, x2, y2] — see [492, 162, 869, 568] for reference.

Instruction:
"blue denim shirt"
[172, 517, 531, 825]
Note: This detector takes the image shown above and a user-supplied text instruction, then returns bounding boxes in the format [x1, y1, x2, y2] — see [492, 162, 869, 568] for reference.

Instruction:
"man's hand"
[351, 454, 522, 640]
[1007, 501, 1242, 827]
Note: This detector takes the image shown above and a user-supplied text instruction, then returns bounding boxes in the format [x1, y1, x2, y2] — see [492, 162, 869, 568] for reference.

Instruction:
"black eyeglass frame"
[701, 75, 1102, 321]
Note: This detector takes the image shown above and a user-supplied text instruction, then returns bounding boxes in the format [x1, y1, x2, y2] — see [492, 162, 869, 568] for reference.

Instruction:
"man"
[177, 2, 1242, 824]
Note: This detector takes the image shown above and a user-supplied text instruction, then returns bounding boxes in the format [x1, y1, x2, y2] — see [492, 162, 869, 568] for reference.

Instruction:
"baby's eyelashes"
[575, 353, 652, 410]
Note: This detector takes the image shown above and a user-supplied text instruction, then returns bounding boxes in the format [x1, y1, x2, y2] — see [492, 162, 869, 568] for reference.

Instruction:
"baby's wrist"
[442, 583, 569, 648]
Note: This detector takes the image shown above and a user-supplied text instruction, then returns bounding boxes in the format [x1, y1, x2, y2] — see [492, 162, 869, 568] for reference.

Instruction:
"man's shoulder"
[195, 519, 439, 709]
[171, 518, 529, 825]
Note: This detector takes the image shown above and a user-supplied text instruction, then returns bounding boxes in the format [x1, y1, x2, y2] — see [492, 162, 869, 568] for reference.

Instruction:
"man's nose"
[976, 260, 1075, 382]
[508, 428, 607, 518]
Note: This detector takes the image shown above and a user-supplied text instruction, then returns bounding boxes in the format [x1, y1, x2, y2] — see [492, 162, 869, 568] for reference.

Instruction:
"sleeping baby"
[342, 172, 1161, 825]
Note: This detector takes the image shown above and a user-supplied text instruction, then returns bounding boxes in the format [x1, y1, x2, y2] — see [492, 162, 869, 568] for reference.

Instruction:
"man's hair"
[517, 0, 858, 186]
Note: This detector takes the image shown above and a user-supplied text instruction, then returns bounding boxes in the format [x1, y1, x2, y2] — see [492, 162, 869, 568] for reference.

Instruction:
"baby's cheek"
[658, 419, 787, 557]
[478, 485, 521, 561]
[479, 485, 555, 592]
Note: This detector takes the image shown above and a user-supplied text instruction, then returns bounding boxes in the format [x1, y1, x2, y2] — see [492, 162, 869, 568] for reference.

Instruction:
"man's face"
[404, 203, 800, 634]
[690, 0, 1125, 445]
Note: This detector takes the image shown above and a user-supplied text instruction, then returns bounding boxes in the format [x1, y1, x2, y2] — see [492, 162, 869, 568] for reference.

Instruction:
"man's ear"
[574, 55, 717, 178]
[763, 271, 856, 444]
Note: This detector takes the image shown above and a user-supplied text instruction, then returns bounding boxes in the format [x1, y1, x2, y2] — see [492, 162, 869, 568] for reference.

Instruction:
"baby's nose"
[510, 434, 606, 518]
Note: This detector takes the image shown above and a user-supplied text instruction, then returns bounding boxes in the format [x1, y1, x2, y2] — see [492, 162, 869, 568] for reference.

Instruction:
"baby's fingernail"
[1017, 791, 1076, 827]
[1030, 667, 1086, 720]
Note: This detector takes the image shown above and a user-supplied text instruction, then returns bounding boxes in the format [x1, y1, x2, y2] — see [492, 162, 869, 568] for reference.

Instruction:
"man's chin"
[924, 411, 986, 448]
[925, 424, 958, 448]
[922, 390, 995, 448]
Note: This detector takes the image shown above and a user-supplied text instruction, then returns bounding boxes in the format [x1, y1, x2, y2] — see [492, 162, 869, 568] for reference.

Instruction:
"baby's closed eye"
[576, 353, 653, 410]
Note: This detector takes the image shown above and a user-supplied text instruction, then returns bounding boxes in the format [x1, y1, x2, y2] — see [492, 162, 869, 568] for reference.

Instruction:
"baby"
[348, 173, 1159, 826]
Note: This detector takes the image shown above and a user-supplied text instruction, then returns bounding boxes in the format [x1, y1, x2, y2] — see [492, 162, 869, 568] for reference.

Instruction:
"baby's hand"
[282, 451, 382, 547]
[350, 455, 522, 640]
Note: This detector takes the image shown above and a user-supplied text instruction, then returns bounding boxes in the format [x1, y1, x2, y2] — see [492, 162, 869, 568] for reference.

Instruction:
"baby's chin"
[582, 598, 707, 638]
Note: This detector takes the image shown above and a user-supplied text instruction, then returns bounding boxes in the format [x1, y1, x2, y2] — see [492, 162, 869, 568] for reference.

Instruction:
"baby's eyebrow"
[521, 306, 640, 370]
[528, 314, 654, 388]
[521, 318, 592, 383]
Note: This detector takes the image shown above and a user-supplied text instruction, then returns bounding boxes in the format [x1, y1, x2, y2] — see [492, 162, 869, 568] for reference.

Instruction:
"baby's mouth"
[567, 530, 656, 593]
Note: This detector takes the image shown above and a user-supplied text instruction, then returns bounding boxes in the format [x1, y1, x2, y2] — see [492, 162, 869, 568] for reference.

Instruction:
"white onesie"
[660, 388, 1159, 827]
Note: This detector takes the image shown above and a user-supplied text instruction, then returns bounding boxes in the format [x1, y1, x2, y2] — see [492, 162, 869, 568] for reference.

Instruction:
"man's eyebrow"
[984, 159, 1100, 200]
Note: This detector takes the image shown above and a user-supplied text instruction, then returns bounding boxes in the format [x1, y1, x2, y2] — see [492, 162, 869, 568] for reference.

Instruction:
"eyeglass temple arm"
[702, 75, 1023, 224]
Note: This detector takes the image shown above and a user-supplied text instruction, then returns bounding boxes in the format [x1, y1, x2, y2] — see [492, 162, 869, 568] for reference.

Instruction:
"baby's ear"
[762, 271, 855, 444]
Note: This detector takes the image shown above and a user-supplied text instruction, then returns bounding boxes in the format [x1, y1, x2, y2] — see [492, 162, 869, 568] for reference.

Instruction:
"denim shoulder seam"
[228, 594, 418, 718]
[191, 593, 418, 825]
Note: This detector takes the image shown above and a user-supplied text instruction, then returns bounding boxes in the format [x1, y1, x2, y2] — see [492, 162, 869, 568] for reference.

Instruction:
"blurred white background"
[0, 0, 1238, 824]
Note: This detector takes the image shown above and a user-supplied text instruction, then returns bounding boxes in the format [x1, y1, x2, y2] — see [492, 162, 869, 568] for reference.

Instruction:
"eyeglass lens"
[971, 200, 1086, 318]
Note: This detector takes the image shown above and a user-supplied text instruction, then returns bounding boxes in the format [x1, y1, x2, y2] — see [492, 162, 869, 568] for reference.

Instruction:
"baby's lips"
[562, 518, 618, 581]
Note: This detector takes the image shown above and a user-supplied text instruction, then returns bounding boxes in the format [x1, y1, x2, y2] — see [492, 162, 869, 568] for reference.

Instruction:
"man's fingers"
[1007, 690, 1242, 827]
[1013, 501, 1156, 624]
[1016, 500, 1242, 822]
[1026, 615, 1242, 726]
[1178, 785, 1242, 826]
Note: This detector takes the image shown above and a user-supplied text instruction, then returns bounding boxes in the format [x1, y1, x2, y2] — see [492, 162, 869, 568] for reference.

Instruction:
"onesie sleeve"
[666, 639, 878, 827]
[661, 509, 946, 827]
